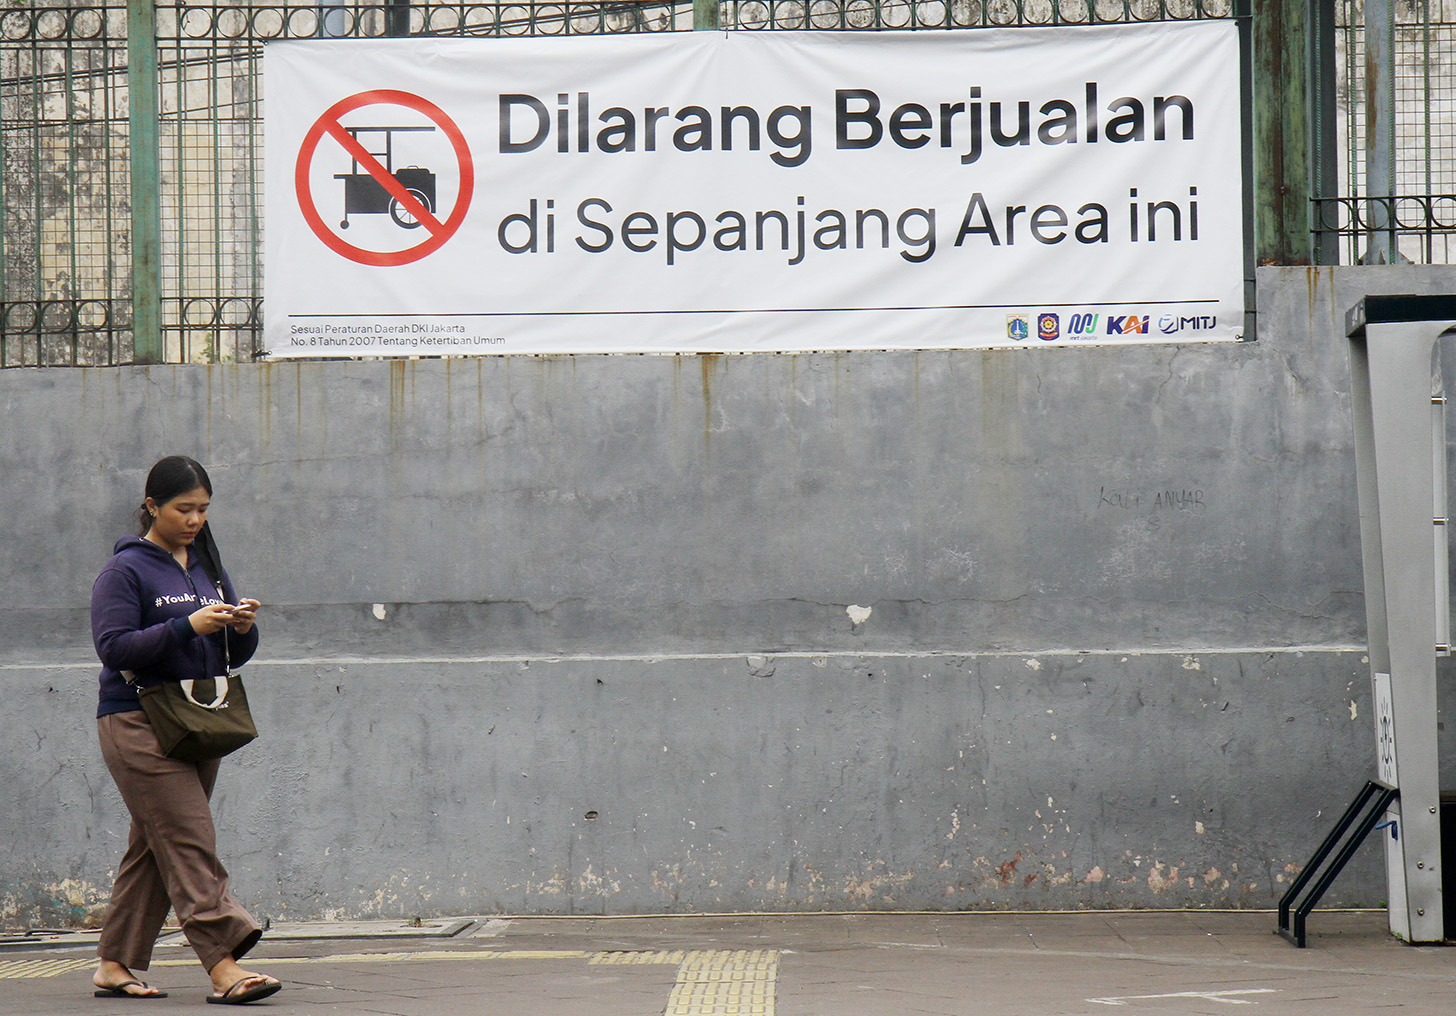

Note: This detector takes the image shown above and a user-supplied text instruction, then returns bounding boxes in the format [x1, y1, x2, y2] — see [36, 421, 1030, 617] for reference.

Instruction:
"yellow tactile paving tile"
[0, 944, 780, 1016]
[1, 944, 779, 1016]
[666, 950, 778, 1016]
[0, 957, 96, 979]
[0, 949, 593, 978]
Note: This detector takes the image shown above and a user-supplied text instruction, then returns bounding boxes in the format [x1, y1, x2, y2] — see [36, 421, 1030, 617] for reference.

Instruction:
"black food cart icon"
[334, 125, 437, 230]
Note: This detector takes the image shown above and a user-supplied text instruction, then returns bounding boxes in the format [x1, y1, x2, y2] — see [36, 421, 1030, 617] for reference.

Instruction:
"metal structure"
[1313, 0, 1456, 265]
[0, 0, 1450, 366]
[1345, 294, 1455, 944]
[1280, 294, 1455, 947]
[1277, 779, 1399, 947]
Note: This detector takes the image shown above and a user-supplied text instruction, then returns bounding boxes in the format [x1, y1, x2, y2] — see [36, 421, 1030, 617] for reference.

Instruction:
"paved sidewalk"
[2, 911, 1453, 1015]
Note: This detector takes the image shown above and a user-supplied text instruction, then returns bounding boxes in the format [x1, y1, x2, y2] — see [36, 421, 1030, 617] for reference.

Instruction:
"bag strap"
[221, 595, 232, 675]
[176, 553, 233, 678]
[179, 676, 232, 709]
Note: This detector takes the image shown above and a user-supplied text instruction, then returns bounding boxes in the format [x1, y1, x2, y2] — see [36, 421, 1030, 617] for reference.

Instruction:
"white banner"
[264, 26, 1245, 357]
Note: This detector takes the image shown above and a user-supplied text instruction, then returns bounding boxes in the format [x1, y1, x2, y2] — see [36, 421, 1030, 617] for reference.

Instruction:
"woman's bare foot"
[207, 957, 281, 1003]
[93, 959, 166, 997]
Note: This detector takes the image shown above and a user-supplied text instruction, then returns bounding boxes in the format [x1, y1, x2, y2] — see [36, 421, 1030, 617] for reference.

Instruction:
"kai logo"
[1106, 315, 1150, 335]
[1006, 314, 1030, 341]
[1037, 313, 1060, 341]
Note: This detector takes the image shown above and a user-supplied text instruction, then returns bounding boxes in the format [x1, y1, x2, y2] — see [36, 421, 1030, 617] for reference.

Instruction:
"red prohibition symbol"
[295, 89, 475, 267]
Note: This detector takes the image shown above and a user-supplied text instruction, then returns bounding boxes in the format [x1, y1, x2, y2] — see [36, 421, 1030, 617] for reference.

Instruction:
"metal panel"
[1346, 296, 1455, 943]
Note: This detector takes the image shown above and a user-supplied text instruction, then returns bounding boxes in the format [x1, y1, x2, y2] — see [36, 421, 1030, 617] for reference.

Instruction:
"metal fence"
[0, 0, 1444, 366]
[1321, 0, 1456, 265]
[3, 4, 131, 366]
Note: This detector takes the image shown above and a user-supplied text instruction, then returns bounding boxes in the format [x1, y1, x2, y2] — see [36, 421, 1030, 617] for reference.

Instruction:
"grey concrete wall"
[3, 266, 1454, 926]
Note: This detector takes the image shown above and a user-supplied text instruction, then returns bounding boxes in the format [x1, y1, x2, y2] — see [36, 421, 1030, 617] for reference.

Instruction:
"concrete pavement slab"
[260, 919, 475, 941]
[0, 911, 1451, 1016]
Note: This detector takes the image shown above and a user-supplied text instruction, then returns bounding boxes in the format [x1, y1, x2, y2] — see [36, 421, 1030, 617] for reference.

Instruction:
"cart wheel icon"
[390, 187, 434, 229]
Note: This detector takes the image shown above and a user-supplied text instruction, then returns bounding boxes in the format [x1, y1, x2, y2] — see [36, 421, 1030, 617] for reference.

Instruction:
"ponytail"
[193, 521, 226, 592]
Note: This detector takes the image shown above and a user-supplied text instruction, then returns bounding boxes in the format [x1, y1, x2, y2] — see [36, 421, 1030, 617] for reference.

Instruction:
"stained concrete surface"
[2, 912, 1453, 1015]
[8, 266, 1456, 921]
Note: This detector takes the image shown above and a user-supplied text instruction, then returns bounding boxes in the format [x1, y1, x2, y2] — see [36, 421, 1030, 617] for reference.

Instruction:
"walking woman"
[90, 456, 281, 1005]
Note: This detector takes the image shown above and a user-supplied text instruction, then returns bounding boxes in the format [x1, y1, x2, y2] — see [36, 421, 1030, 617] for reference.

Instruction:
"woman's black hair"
[137, 455, 226, 589]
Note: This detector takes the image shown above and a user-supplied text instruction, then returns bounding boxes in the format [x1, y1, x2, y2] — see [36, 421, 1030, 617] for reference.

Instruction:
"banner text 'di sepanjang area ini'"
[264, 25, 1245, 357]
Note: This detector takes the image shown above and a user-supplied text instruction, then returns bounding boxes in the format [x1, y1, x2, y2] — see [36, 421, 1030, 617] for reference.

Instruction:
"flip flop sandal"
[207, 975, 282, 1005]
[94, 980, 168, 999]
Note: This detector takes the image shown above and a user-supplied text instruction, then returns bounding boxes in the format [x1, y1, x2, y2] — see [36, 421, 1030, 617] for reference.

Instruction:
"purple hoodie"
[92, 536, 259, 718]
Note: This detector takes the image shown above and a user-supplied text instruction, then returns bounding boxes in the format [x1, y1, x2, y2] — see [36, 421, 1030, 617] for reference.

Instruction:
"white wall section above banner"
[263, 26, 1245, 357]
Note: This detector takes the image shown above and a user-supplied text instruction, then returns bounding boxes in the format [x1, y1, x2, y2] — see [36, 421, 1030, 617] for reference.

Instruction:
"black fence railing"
[1313, 195, 1456, 266]
[3, 0, 1451, 366]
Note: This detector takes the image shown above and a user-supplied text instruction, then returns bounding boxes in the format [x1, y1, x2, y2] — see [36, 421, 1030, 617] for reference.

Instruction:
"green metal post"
[127, 0, 162, 363]
[1252, 0, 1312, 265]
[693, 0, 719, 31]
[1308, 0, 1338, 264]
[1362, 0, 1399, 263]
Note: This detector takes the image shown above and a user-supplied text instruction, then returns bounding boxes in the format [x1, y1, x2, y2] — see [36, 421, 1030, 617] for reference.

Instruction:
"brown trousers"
[97, 710, 261, 972]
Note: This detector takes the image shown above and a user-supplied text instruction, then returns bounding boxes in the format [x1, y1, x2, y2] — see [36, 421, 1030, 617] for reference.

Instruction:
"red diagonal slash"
[323, 119, 446, 235]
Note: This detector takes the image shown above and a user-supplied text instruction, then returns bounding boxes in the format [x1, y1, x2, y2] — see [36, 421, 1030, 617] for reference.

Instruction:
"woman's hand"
[227, 598, 261, 635]
[188, 603, 237, 635]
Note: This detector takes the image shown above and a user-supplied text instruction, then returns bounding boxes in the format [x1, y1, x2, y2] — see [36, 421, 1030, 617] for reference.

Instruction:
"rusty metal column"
[1252, 0, 1311, 264]
[126, 0, 161, 364]
[1346, 294, 1456, 944]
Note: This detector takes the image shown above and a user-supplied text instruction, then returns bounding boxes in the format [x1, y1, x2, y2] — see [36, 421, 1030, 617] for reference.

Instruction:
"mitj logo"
[295, 90, 475, 267]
